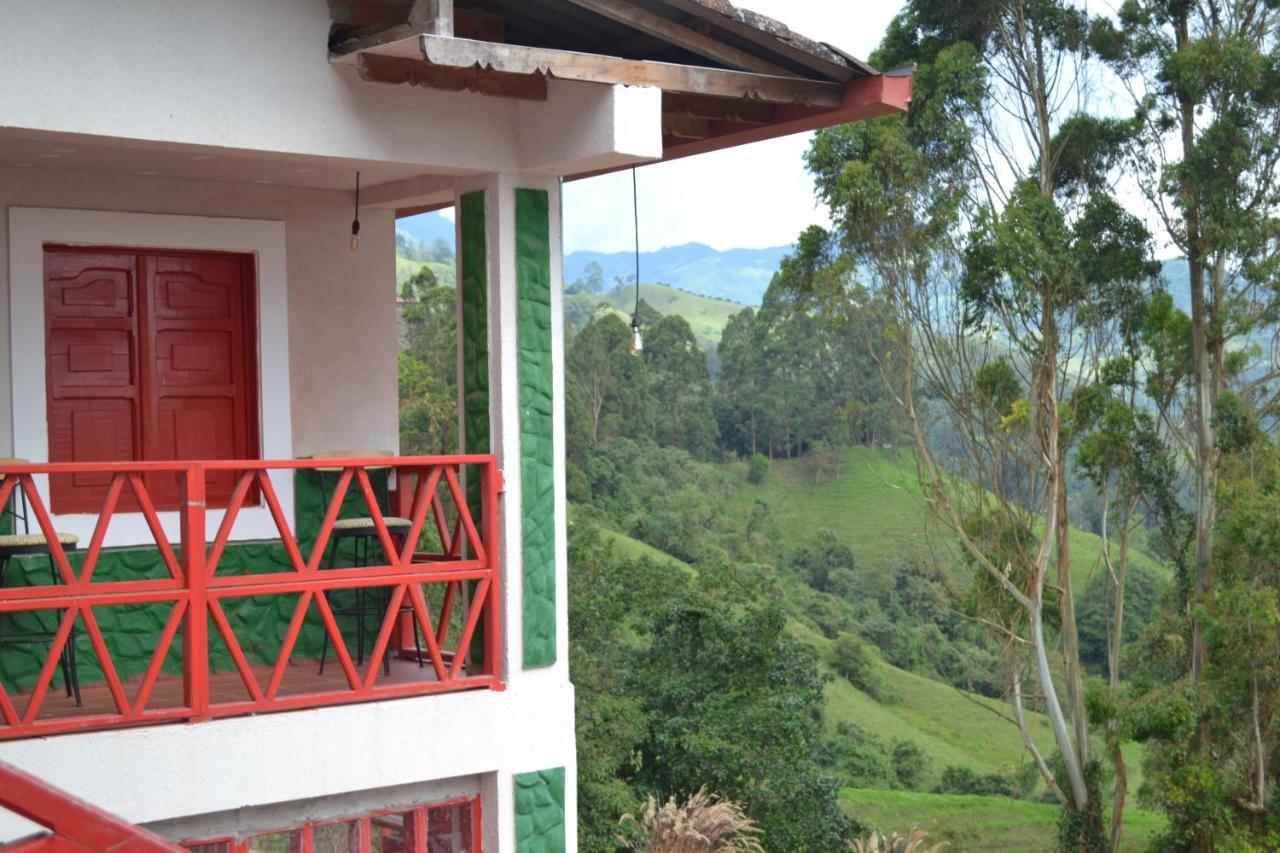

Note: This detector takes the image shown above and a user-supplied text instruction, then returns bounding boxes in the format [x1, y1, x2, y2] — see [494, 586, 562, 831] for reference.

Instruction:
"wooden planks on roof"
[414, 35, 842, 106]
[560, 0, 798, 77]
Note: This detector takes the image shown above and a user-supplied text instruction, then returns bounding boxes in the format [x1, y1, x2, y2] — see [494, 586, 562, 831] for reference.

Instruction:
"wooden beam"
[561, 0, 799, 77]
[358, 53, 549, 100]
[408, 0, 452, 36]
[333, 22, 420, 56]
[661, 73, 910, 160]
[331, 0, 451, 55]
[662, 113, 711, 139]
[418, 34, 843, 106]
[647, 0, 861, 81]
[662, 92, 774, 124]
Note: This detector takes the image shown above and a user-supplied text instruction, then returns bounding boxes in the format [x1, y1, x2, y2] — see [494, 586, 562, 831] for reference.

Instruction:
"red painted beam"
[660, 72, 912, 163]
[0, 760, 180, 851]
[564, 71, 912, 184]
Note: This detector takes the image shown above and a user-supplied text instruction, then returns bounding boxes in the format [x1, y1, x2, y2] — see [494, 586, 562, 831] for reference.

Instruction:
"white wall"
[0, 679, 577, 852]
[0, 1, 662, 178]
[0, 164, 399, 458]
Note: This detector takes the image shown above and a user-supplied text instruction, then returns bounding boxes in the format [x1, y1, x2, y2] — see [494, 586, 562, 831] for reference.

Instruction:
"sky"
[560, 0, 904, 254]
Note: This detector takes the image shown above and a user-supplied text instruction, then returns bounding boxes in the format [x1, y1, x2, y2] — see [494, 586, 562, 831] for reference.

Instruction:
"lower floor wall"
[144, 775, 483, 852]
[0, 679, 578, 850]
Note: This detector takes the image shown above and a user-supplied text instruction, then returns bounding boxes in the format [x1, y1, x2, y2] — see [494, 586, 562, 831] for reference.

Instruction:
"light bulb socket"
[630, 317, 643, 354]
[349, 218, 360, 252]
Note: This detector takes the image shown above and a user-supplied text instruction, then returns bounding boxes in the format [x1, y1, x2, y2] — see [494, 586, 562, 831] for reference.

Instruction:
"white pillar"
[454, 173, 576, 852]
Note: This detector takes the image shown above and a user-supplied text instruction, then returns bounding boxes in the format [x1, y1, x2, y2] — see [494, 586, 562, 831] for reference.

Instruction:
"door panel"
[44, 247, 259, 514]
[45, 251, 141, 513]
[141, 253, 257, 508]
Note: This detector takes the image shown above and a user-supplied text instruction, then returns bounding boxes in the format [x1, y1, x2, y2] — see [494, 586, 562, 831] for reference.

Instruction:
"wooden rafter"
[358, 52, 548, 100]
[416, 34, 842, 106]
[562, 0, 798, 77]
[332, 0, 453, 55]
[662, 113, 711, 139]
[662, 92, 774, 124]
[646, 0, 861, 81]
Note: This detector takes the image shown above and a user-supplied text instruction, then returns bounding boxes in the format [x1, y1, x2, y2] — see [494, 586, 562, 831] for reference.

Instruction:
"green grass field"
[566, 282, 746, 349]
[842, 788, 1164, 851]
[726, 446, 1170, 597]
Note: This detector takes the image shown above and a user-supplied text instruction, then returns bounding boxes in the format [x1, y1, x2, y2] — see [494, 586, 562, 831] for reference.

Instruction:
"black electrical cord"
[630, 167, 642, 353]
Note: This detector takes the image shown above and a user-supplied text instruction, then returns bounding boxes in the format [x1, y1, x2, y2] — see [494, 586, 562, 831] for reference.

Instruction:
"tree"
[806, 2, 1159, 846]
[1093, 0, 1280, 687]
[633, 604, 850, 850]
[398, 285, 457, 455]
[582, 260, 605, 294]
[643, 315, 716, 458]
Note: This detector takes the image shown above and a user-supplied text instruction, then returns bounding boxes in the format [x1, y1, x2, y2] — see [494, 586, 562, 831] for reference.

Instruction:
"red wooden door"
[45, 247, 259, 513]
[45, 251, 143, 514]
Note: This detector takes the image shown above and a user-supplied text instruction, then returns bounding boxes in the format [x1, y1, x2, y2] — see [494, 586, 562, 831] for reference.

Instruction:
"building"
[0, 2, 908, 850]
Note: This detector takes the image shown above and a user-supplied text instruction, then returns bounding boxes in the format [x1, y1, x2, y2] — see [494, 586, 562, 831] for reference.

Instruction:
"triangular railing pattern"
[0, 456, 502, 740]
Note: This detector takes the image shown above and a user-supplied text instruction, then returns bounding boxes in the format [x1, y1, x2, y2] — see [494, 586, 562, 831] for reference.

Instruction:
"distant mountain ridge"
[398, 210, 788, 305]
[564, 241, 789, 306]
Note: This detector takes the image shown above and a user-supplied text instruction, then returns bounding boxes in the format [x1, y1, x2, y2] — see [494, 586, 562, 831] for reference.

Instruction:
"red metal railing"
[0, 759, 180, 851]
[0, 456, 502, 740]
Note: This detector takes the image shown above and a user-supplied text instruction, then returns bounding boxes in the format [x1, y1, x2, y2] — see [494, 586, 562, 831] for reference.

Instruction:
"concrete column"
[454, 173, 576, 852]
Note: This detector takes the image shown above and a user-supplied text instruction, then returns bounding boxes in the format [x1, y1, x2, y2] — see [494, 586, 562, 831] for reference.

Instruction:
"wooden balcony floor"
[6, 653, 447, 725]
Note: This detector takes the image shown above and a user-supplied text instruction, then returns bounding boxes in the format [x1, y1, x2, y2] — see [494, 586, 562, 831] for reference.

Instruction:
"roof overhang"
[327, 0, 911, 206]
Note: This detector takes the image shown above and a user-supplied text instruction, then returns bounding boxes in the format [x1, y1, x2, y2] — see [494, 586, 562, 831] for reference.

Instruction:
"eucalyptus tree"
[805, 2, 1158, 847]
[1092, 0, 1280, 684]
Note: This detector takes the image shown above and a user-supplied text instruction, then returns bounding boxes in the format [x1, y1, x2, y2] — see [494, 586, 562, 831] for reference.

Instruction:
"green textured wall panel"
[461, 191, 491, 470]
[514, 766, 567, 853]
[460, 190, 490, 665]
[516, 188, 557, 669]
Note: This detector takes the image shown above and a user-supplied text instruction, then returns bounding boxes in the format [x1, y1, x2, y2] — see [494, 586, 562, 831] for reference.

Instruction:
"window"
[181, 796, 480, 853]
[44, 246, 260, 513]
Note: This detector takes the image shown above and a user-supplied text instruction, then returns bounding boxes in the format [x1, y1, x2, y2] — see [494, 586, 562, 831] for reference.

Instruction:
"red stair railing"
[0, 758, 179, 851]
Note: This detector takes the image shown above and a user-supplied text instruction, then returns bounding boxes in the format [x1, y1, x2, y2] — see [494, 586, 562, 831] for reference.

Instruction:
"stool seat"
[0, 531, 80, 550]
[332, 516, 412, 531]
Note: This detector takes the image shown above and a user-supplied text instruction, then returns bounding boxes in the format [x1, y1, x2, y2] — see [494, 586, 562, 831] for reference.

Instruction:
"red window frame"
[43, 245, 261, 513]
[181, 795, 482, 853]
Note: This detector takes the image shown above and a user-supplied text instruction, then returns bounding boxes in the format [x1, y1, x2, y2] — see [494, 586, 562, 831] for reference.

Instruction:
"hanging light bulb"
[349, 171, 361, 252]
[629, 167, 642, 356]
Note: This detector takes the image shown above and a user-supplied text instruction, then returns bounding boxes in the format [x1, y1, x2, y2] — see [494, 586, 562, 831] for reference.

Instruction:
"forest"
[393, 0, 1280, 850]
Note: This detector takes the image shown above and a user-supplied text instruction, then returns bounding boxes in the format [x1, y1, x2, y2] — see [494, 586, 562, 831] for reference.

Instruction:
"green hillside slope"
[566, 282, 745, 349]
[842, 789, 1163, 851]
[726, 447, 1170, 596]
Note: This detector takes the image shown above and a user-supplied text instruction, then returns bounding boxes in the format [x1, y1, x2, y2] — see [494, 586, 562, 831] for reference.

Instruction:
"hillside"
[564, 242, 788, 305]
[842, 789, 1163, 851]
[565, 282, 746, 349]
[396, 256, 455, 289]
[725, 447, 1171, 597]
[588, 448, 1167, 846]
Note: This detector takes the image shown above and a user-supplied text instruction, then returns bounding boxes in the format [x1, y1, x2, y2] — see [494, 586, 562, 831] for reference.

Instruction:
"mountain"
[564, 242, 789, 306]
[397, 211, 788, 305]
[397, 211, 455, 247]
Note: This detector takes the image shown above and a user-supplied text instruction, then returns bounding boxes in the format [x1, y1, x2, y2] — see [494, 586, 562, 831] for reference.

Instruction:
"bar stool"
[311, 451, 423, 675]
[0, 460, 81, 706]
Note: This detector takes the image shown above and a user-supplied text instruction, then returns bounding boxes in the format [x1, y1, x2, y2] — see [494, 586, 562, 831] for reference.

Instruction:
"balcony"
[0, 456, 502, 740]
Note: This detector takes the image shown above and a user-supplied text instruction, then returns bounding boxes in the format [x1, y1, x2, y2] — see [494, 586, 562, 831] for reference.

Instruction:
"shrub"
[828, 631, 890, 702]
[891, 739, 931, 791]
[934, 765, 1015, 797]
[746, 452, 769, 484]
[846, 829, 947, 852]
[618, 788, 763, 853]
